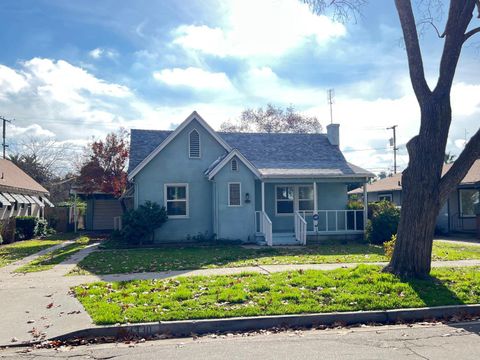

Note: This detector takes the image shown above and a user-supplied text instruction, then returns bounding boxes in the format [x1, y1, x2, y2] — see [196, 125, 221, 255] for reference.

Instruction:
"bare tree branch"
[435, 1, 477, 96]
[464, 26, 480, 42]
[302, 0, 366, 23]
[394, 0, 432, 101]
[439, 127, 480, 204]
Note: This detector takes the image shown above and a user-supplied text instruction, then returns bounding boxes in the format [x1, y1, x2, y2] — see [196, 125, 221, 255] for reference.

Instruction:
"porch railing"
[294, 211, 307, 245]
[299, 210, 364, 232]
[255, 210, 273, 246]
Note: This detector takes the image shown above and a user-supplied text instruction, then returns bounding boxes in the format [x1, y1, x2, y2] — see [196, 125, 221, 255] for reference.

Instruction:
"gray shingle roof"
[129, 129, 372, 177]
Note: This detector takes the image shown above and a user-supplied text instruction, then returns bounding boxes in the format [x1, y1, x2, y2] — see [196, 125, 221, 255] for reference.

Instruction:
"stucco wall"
[133, 119, 227, 242]
[213, 156, 257, 241]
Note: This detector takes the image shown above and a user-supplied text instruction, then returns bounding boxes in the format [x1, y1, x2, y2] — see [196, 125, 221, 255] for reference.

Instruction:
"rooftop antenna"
[327, 88, 335, 124]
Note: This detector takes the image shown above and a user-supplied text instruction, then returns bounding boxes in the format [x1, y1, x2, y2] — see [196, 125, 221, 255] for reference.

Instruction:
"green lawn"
[0, 239, 64, 268]
[15, 236, 91, 273]
[70, 240, 480, 275]
[73, 265, 480, 325]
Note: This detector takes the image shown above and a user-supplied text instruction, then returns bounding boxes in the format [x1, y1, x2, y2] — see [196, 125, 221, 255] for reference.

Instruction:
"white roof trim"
[128, 111, 231, 180]
[207, 149, 262, 180]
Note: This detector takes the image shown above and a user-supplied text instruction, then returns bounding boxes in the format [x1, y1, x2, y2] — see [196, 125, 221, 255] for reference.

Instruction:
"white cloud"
[88, 47, 119, 60]
[0, 65, 29, 98]
[153, 67, 234, 91]
[9, 124, 55, 138]
[172, 0, 345, 58]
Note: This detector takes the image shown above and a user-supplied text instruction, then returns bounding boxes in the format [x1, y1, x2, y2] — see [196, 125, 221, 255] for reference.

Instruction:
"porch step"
[271, 233, 300, 246]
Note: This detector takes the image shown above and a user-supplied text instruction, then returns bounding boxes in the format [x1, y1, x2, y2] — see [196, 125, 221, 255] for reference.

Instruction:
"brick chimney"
[327, 123, 340, 146]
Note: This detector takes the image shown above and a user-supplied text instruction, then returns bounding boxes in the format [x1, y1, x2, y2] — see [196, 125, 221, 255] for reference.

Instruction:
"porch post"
[363, 179, 368, 236]
[261, 181, 265, 213]
[313, 181, 318, 232]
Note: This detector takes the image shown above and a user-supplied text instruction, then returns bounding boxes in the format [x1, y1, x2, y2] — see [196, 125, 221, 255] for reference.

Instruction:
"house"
[128, 111, 373, 245]
[349, 160, 480, 234]
[0, 158, 54, 220]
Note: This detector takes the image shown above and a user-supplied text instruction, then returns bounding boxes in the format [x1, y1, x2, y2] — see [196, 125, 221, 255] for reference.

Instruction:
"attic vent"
[189, 129, 200, 158]
[231, 158, 238, 171]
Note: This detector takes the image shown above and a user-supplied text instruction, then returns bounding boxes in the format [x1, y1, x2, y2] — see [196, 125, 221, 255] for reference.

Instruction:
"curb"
[49, 304, 480, 343]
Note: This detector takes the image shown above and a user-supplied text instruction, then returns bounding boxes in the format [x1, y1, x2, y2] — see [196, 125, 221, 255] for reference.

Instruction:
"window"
[189, 129, 200, 158]
[165, 184, 188, 218]
[231, 158, 238, 171]
[298, 186, 314, 211]
[378, 194, 393, 202]
[228, 183, 241, 206]
[459, 189, 479, 217]
[276, 186, 294, 214]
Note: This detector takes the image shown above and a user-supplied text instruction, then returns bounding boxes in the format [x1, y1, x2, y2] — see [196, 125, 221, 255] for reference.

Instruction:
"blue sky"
[0, 0, 478, 174]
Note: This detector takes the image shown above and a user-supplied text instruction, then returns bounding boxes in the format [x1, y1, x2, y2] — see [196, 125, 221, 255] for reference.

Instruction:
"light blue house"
[128, 111, 372, 245]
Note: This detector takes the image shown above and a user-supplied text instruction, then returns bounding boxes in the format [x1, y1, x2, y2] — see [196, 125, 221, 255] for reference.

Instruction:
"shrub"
[383, 234, 396, 259]
[34, 218, 49, 238]
[121, 201, 168, 246]
[346, 200, 364, 210]
[366, 201, 400, 245]
[15, 216, 38, 240]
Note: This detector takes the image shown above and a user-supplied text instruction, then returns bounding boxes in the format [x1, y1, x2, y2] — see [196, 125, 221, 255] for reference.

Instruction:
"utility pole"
[327, 88, 335, 124]
[0, 116, 12, 159]
[387, 125, 398, 174]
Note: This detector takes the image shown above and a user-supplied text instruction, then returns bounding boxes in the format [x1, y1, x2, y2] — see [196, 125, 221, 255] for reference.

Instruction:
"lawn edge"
[16, 303, 477, 347]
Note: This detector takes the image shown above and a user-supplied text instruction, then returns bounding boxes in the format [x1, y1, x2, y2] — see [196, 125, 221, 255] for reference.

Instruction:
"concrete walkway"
[2, 239, 480, 346]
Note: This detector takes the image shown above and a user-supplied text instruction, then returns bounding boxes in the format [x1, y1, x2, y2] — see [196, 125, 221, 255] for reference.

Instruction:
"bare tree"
[305, 0, 480, 277]
[221, 104, 323, 134]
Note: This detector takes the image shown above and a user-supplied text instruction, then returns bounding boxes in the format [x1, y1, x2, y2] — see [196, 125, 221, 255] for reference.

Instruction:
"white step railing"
[294, 211, 307, 245]
[255, 210, 273, 246]
[299, 209, 365, 232]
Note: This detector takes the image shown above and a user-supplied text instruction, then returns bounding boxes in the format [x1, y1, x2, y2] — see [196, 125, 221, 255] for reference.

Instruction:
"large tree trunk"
[385, 95, 451, 278]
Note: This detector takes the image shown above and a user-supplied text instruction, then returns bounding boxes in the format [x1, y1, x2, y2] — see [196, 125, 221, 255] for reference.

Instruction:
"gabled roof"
[205, 149, 262, 180]
[349, 159, 480, 195]
[0, 159, 49, 194]
[128, 111, 231, 180]
[128, 113, 374, 179]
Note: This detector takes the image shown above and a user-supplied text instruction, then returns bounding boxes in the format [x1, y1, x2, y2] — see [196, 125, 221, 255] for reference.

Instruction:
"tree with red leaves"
[77, 129, 129, 197]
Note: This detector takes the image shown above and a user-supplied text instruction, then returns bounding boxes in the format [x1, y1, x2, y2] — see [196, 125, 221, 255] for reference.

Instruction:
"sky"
[0, 0, 478, 174]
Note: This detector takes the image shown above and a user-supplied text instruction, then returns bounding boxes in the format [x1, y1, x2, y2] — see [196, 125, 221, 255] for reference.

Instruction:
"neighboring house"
[128, 111, 373, 245]
[349, 160, 480, 233]
[0, 158, 54, 220]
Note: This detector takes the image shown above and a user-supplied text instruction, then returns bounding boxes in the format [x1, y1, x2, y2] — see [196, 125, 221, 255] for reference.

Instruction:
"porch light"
[245, 192, 251, 203]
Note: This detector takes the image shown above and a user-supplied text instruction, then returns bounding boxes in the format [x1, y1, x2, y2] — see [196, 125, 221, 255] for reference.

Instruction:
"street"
[2, 320, 480, 359]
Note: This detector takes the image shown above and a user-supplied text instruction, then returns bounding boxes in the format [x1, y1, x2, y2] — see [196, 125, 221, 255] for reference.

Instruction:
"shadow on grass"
[407, 275, 465, 307]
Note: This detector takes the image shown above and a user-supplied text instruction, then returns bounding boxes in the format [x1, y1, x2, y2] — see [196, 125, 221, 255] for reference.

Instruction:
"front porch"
[254, 179, 368, 246]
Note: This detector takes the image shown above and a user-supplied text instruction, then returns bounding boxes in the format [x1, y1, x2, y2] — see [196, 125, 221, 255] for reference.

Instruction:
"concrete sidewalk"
[0, 243, 99, 346]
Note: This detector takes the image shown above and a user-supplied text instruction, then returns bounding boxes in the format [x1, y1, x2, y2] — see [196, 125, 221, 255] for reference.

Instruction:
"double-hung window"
[459, 189, 479, 217]
[276, 185, 314, 215]
[378, 194, 393, 202]
[165, 184, 189, 218]
[228, 183, 241, 206]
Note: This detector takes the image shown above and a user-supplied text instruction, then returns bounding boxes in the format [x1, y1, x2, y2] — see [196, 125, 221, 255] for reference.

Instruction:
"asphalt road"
[2, 320, 480, 359]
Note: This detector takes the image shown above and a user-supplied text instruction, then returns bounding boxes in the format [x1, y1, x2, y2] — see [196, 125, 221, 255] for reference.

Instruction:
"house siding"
[213, 156, 257, 241]
[133, 118, 227, 242]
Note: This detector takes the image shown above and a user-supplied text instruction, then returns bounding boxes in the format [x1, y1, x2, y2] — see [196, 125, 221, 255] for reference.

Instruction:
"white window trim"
[275, 184, 314, 216]
[228, 182, 242, 207]
[459, 188, 479, 218]
[231, 158, 238, 171]
[188, 129, 201, 159]
[164, 183, 189, 219]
